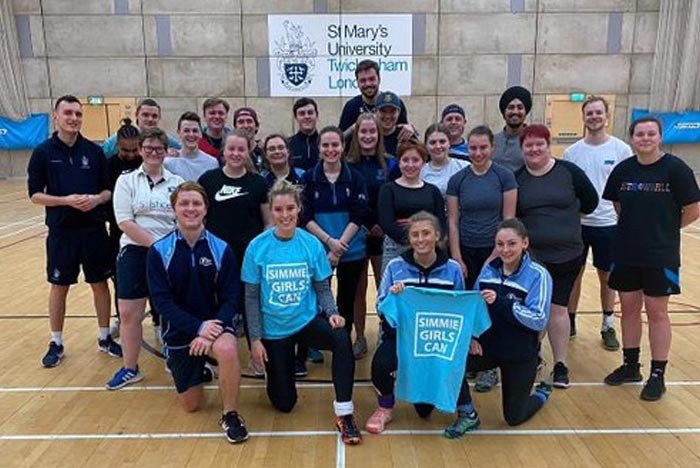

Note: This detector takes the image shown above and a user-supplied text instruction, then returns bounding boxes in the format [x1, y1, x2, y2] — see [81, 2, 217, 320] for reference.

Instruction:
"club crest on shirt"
[81, 155, 90, 169]
[414, 312, 464, 361]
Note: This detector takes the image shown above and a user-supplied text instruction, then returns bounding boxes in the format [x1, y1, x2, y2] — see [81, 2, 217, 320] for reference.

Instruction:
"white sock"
[602, 314, 615, 331]
[334, 400, 354, 417]
[98, 327, 110, 340]
[51, 331, 63, 346]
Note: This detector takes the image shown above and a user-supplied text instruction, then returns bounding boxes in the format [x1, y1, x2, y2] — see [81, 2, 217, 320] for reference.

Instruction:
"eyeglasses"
[142, 146, 166, 154]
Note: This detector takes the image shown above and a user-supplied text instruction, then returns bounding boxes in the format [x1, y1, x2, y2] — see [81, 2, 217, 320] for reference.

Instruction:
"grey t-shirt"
[493, 130, 524, 173]
[446, 163, 517, 248]
[164, 150, 220, 182]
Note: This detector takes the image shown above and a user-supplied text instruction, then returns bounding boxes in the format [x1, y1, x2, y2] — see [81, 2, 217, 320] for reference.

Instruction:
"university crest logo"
[273, 20, 317, 91]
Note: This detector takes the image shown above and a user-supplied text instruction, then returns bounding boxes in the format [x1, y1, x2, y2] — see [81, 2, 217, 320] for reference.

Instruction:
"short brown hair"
[203, 97, 230, 113]
[170, 181, 209, 210]
[397, 139, 429, 162]
[582, 95, 609, 113]
[139, 127, 168, 148]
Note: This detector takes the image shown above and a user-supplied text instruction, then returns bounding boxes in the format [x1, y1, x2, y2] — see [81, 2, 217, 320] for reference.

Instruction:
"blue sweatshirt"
[147, 229, 241, 349]
[475, 253, 552, 362]
[27, 132, 110, 229]
[300, 162, 369, 262]
[288, 130, 319, 172]
[349, 154, 397, 228]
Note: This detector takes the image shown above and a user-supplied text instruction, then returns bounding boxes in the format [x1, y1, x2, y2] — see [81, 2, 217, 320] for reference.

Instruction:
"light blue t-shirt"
[378, 287, 491, 412]
[102, 132, 181, 158]
[241, 228, 332, 340]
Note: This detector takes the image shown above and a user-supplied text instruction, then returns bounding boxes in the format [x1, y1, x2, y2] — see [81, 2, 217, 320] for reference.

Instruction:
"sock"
[569, 313, 576, 330]
[623, 347, 640, 366]
[602, 311, 615, 330]
[51, 331, 63, 346]
[377, 394, 395, 409]
[334, 400, 354, 417]
[534, 384, 552, 403]
[98, 327, 109, 340]
[456, 402, 476, 418]
[650, 360, 667, 377]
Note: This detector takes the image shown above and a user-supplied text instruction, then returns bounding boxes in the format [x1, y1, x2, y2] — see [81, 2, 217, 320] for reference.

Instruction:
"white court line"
[2, 427, 700, 442]
[336, 433, 346, 468]
[0, 222, 44, 239]
[2, 381, 700, 394]
[0, 215, 43, 230]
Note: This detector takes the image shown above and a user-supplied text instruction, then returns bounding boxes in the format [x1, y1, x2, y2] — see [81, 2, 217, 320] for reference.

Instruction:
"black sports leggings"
[371, 335, 471, 417]
[466, 353, 543, 426]
[263, 315, 355, 413]
[335, 259, 366, 333]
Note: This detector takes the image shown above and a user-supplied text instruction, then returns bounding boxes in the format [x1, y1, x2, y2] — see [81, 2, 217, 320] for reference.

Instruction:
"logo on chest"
[215, 185, 248, 202]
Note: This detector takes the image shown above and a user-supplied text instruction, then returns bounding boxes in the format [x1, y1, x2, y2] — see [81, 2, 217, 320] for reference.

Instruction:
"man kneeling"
[147, 181, 248, 443]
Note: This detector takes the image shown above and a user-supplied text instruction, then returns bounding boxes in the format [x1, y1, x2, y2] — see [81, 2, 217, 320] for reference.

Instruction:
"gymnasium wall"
[7, 0, 700, 177]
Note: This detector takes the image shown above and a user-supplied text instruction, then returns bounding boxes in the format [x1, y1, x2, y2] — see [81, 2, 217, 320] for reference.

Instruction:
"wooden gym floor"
[1, 177, 700, 467]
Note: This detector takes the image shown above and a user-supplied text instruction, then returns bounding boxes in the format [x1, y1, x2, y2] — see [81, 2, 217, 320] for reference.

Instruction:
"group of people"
[26, 58, 700, 446]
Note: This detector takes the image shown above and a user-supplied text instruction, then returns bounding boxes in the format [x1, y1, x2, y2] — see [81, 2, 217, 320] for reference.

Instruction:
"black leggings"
[460, 244, 493, 290]
[335, 259, 366, 333]
[466, 353, 543, 426]
[371, 335, 471, 417]
[263, 315, 355, 413]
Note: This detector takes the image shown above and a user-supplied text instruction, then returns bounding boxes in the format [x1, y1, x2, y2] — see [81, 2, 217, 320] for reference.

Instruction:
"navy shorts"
[46, 226, 113, 285]
[543, 256, 583, 306]
[608, 264, 680, 297]
[167, 348, 207, 394]
[116, 245, 149, 299]
[581, 225, 617, 272]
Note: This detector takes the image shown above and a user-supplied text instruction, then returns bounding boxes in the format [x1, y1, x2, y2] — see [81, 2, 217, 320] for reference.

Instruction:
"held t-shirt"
[241, 228, 332, 340]
[378, 287, 491, 413]
[603, 153, 700, 268]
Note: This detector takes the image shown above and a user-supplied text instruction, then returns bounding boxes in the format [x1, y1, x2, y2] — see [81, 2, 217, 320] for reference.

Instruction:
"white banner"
[268, 14, 413, 97]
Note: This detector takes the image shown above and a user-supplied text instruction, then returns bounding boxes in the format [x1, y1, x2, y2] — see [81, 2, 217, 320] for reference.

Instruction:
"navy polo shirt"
[27, 132, 110, 229]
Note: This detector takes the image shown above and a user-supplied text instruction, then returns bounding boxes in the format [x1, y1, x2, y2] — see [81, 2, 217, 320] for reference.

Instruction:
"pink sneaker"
[365, 407, 393, 434]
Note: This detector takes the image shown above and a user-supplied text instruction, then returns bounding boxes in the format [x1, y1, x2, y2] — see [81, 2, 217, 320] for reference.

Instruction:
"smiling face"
[294, 103, 318, 134]
[357, 119, 379, 154]
[426, 130, 450, 164]
[136, 105, 161, 129]
[178, 120, 203, 152]
[442, 113, 466, 140]
[408, 220, 439, 256]
[140, 137, 167, 167]
[223, 134, 250, 172]
[204, 103, 228, 133]
[583, 100, 608, 134]
[265, 136, 290, 168]
[521, 136, 551, 171]
[631, 121, 662, 156]
[271, 193, 300, 235]
[398, 149, 424, 180]
[174, 190, 207, 231]
[234, 115, 257, 139]
[54, 101, 83, 137]
[377, 106, 399, 133]
[467, 134, 493, 171]
[504, 98, 527, 129]
[357, 68, 380, 100]
[495, 227, 528, 271]
[319, 131, 343, 165]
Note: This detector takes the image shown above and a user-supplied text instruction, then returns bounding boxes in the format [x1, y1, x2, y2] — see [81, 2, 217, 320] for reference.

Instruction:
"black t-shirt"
[378, 181, 446, 244]
[106, 156, 142, 226]
[516, 160, 598, 264]
[603, 153, 700, 268]
[338, 94, 408, 132]
[198, 169, 268, 265]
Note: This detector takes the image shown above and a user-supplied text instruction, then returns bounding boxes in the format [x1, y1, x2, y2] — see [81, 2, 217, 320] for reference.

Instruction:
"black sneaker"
[551, 362, 570, 388]
[600, 328, 620, 352]
[294, 360, 308, 378]
[604, 363, 643, 386]
[220, 411, 249, 444]
[97, 335, 123, 357]
[41, 341, 64, 367]
[640, 371, 666, 401]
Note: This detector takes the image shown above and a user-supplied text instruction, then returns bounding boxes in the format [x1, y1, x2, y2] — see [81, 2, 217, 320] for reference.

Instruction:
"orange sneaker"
[335, 414, 362, 445]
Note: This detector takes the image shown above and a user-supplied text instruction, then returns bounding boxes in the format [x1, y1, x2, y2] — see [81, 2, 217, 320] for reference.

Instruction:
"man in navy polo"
[27, 95, 122, 368]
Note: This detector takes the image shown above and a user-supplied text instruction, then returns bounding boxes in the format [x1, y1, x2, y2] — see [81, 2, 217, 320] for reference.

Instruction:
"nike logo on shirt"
[214, 185, 249, 201]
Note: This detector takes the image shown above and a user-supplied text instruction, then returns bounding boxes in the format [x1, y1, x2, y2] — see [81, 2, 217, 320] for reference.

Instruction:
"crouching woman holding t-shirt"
[242, 179, 362, 446]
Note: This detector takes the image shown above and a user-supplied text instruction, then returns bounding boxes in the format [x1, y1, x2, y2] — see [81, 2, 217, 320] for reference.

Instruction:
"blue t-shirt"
[378, 287, 491, 412]
[241, 228, 332, 340]
[446, 163, 517, 248]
